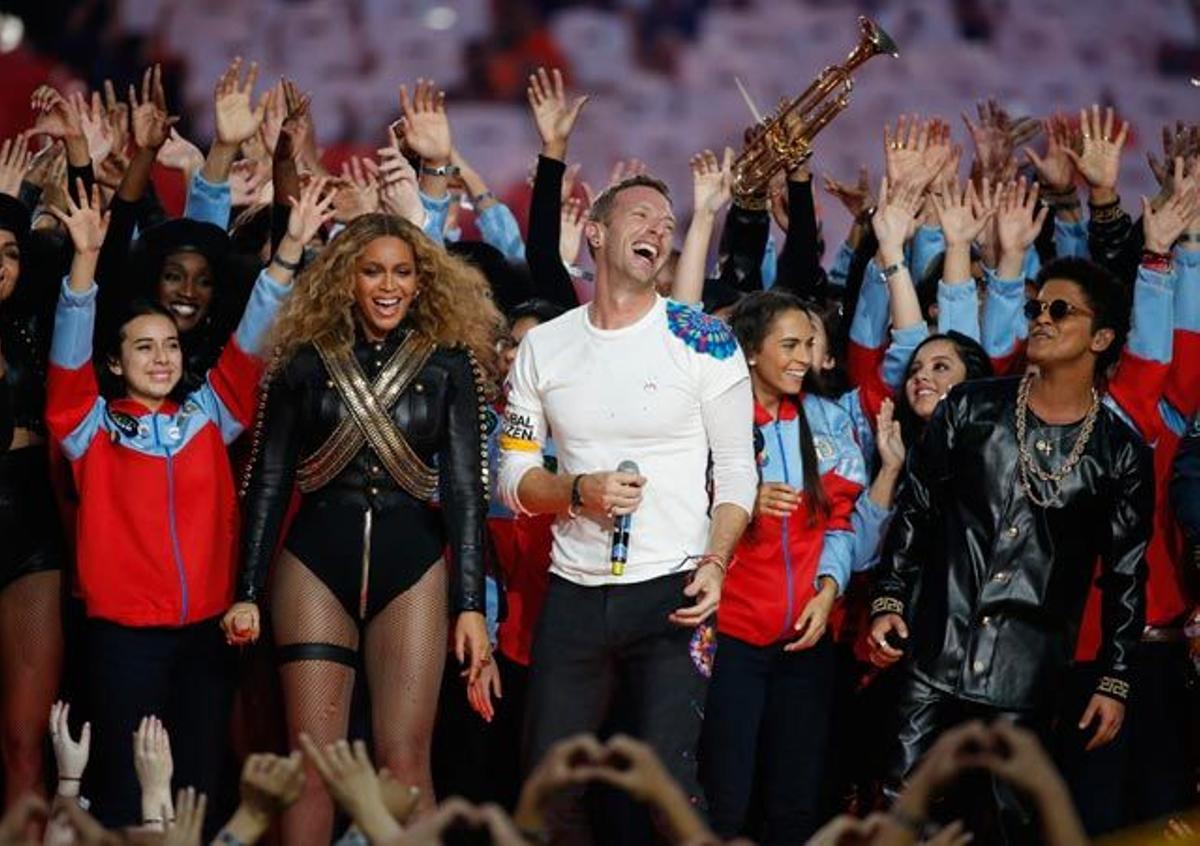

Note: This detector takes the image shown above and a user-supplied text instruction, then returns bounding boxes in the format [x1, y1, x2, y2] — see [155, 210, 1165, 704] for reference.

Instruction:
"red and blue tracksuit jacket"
[719, 394, 867, 647]
[46, 270, 287, 628]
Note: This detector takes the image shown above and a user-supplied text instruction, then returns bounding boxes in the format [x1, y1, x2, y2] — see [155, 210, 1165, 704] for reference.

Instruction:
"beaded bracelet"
[472, 190, 496, 206]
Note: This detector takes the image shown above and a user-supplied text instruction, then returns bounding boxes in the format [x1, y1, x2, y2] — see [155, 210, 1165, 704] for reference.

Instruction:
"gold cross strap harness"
[295, 333, 439, 500]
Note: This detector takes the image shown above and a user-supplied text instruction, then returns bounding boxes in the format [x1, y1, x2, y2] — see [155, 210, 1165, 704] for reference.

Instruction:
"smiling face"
[590, 185, 675, 288]
[156, 251, 214, 333]
[905, 338, 969, 421]
[1025, 278, 1111, 368]
[353, 235, 419, 341]
[0, 229, 20, 304]
[751, 307, 815, 400]
[109, 313, 182, 407]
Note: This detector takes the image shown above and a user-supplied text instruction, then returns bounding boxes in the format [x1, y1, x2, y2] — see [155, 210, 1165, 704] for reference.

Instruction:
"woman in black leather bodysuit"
[0, 192, 66, 805]
[228, 213, 500, 844]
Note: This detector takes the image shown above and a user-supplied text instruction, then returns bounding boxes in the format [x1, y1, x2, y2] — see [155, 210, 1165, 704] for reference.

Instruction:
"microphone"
[610, 460, 639, 576]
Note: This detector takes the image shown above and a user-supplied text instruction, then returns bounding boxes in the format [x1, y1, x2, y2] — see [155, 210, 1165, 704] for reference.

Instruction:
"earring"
[748, 359, 757, 366]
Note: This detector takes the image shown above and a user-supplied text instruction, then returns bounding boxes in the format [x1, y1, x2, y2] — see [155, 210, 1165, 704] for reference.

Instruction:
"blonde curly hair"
[268, 214, 503, 383]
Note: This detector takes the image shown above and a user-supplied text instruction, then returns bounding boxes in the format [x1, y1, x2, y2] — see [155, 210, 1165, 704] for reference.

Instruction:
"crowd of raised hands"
[0, 703, 1103, 845]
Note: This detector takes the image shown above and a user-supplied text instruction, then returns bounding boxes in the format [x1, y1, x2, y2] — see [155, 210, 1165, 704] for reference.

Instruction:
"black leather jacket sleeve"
[237, 362, 303, 604]
[715, 203, 769, 294]
[871, 390, 954, 620]
[1096, 433, 1152, 697]
[775, 178, 828, 300]
[0, 371, 12, 454]
[1087, 200, 1141, 287]
[1172, 415, 1200, 546]
[439, 349, 487, 613]
[526, 156, 579, 310]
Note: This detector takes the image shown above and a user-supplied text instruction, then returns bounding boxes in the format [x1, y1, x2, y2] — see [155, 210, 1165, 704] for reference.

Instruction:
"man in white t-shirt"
[499, 171, 756, 825]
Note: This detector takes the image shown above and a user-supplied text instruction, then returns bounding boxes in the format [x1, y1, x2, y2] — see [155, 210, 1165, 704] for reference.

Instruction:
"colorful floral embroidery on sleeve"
[666, 300, 739, 360]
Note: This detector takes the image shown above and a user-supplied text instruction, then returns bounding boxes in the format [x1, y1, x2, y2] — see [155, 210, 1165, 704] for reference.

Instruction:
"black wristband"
[271, 253, 301, 272]
[569, 474, 585, 518]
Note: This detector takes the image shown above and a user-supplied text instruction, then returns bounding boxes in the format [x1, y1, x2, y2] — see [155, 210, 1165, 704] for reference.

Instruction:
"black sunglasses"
[1023, 298, 1093, 322]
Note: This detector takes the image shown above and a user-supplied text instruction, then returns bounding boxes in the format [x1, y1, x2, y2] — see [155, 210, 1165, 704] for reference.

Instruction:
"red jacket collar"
[753, 395, 801, 427]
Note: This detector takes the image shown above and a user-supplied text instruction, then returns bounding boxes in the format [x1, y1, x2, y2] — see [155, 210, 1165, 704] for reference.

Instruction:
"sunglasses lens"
[1048, 300, 1071, 321]
[1023, 300, 1042, 320]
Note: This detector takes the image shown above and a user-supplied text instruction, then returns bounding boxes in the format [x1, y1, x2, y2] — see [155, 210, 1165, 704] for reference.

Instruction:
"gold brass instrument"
[731, 16, 898, 209]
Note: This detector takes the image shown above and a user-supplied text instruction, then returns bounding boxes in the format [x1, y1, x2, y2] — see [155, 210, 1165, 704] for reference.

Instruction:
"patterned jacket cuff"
[1095, 675, 1130, 701]
[870, 596, 905, 618]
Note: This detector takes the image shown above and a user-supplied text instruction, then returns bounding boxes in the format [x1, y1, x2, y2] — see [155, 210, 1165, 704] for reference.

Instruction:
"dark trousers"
[84, 617, 235, 834]
[524, 573, 708, 833]
[700, 633, 834, 845]
[887, 673, 1039, 845]
[1055, 645, 1195, 836]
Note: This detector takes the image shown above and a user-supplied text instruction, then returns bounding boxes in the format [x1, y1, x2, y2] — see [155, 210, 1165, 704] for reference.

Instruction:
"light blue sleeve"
[982, 268, 1027, 356]
[814, 403, 868, 595]
[910, 225, 945, 281]
[827, 240, 854, 289]
[936, 278, 980, 340]
[477, 202, 526, 262]
[420, 192, 450, 245]
[1053, 218, 1089, 259]
[850, 492, 892, 572]
[184, 172, 232, 229]
[1174, 247, 1200, 333]
[484, 576, 500, 645]
[848, 260, 889, 350]
[881, 322, 929, 392]
[761, 236, 778, 290]
[1126, 263, 1175, 365]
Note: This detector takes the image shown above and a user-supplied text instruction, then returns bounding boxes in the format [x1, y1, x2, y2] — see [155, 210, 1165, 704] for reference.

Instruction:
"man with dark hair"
[867, 256, 1153, 838]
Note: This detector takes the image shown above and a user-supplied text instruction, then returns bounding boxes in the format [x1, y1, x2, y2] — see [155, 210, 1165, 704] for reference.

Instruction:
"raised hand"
[333, 156, 379, 223]
[961, 97, 1020, 183]
[129, 64, 177, 151]
[690, 147, 733, 217]
[31, 85, 83, 140]
[885, 115, 950, 191]
[1143, 170, 1199, 254]
[930, 177, 994, 247]
[397, 78, 451, 165]
[996, 177, 1048, 260]
[214, 57, 265, 146]
[162, 787, 205, 846]
[157, 129, 204, 176]
[1025, 112, 1077, 192]
[559, 195, 586, 266]
[284, 176, 336, 248]
[299, 735, 401, 842]
[49, 700, 90, 783]
[527, 67, 589, 161]
[0, 133, 32, 198]
[101, 79, 130, 159]
[374, 147, 425, 226]
[230, 158, 270, 206]
[608, 157, 647, 187]
[871, 176, 924, 259]
[51, 180, 110, 256]
[1147, 121, 1200, 188]
[1065, 104, 1128, 195]
[72, 91, 114, 166]
[239, 752, 306, 817]
[257, 81, 286, 156]
[134, 715, 174, 829]
[876, 398, 906, 474]
[822, 165, 875, 219]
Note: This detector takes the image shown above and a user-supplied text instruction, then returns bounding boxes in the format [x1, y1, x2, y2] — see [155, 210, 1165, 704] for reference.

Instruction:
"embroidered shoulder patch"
[665, 300, 738, 360]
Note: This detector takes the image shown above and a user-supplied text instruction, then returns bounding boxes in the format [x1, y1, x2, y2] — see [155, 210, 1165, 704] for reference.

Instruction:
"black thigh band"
[276, 642, 359, 669]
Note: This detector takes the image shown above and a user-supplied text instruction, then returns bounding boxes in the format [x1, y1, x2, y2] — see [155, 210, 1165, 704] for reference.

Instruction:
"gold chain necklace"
[1014, 372, 1099, 508]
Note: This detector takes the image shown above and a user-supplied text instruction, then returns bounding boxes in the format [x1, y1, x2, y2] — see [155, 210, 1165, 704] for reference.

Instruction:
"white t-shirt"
[499, 296, 756, 586]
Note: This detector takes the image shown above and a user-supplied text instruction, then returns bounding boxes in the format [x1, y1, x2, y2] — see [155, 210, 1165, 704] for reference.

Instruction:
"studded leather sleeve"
[440, 346, 489, 613]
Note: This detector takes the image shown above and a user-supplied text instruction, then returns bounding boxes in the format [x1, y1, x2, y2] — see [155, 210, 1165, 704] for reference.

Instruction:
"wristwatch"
[568, 474, 585, 518]
[420, 163, 460, 177]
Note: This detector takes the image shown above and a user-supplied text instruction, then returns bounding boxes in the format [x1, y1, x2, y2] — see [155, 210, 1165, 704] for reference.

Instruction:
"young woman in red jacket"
[45, 180, 331, 830]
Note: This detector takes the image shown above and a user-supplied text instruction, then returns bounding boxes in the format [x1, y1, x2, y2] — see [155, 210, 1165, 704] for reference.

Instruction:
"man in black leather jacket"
[1173, 412, 1200, 580]
[867, 257, 1152, 837]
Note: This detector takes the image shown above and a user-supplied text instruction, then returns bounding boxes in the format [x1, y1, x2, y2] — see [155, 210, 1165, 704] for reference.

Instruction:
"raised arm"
[525, 67, 588, 309]
[203, 58, 266, 188]
[672, 148, 732, 304]
[452, 146, 526, 261]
